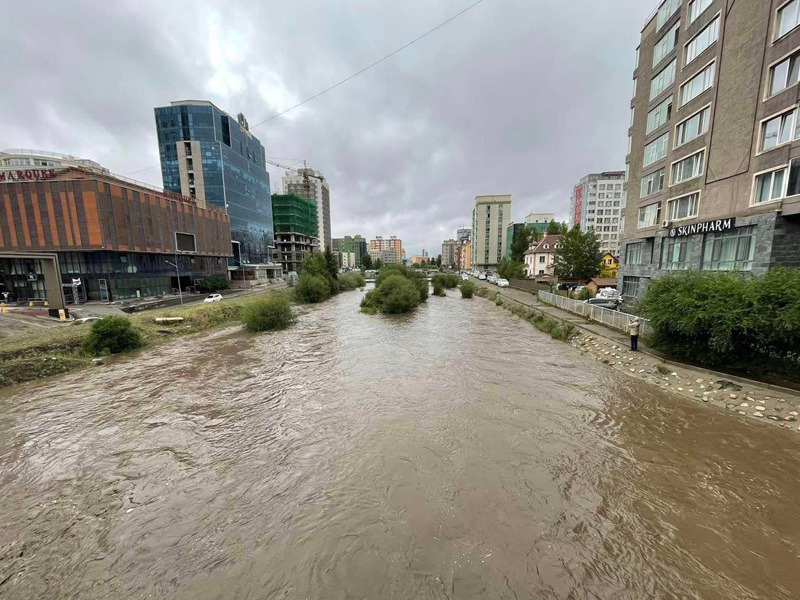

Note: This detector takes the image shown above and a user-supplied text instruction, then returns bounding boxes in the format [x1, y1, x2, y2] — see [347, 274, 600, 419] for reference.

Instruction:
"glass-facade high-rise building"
[154, 100, 274, 264]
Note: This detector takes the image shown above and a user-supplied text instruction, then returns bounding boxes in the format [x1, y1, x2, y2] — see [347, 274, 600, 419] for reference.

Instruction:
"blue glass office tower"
[154, 101, 273, 264]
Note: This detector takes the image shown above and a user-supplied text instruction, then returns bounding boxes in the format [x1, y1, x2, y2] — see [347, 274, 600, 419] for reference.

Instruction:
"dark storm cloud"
[0, 0, 654, 256]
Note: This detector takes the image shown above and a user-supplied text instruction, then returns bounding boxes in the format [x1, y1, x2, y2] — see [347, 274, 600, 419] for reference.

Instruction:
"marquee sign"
[0, 168, 58, 183]
[668, 218, 735, 238]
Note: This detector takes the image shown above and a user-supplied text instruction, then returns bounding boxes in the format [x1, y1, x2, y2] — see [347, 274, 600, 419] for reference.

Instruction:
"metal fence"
[537, 291, 652, 336]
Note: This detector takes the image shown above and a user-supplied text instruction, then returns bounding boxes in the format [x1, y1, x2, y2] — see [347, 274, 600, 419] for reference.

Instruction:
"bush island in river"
[361, 265, 429, 314]
[460, 281, 476, 298]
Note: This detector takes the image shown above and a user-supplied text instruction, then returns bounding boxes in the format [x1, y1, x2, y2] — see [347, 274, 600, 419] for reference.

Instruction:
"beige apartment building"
[620, 0, 800, 298]
[471, 195, 511, 272]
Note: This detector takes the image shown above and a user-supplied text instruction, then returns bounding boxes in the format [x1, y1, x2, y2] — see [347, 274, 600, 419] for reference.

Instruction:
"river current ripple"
[1, 289, 799, 599]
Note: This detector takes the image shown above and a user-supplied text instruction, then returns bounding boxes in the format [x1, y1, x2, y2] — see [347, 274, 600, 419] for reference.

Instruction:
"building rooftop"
[526, 234, 562, 255]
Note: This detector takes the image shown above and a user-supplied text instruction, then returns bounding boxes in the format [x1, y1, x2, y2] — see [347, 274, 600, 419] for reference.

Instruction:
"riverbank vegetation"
[460, 281, 476, 298]
[640, 268, 800, 381]
[361, 265, 428, 314]
[475, 287, 576, 342]
[83, 316, 143, 356]
[243, 295, 294, 332]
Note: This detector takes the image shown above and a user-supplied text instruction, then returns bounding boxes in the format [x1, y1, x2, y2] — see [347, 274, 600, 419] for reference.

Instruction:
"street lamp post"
[166, 259, 183, 305]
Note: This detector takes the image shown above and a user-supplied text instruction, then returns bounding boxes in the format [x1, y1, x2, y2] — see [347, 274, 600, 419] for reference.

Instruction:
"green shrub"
[294, 273, 332, 303]
[242, 295, 294, 332]
[460, 281, 476, 298]
[339, 272, 366, 291]
[197, 275, 230, 293]
[299, 252, 338, 298]
[639, 268, 800, 376]
[83, 316, 143, 356]
[361, 273, 421, 314]
[432, 281, 446, 297]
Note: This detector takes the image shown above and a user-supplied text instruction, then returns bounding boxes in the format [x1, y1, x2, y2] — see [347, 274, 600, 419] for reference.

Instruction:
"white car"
[203, 293, 223, 303]
[461, 273, 469, 281]
[496, 279, 510, 288]
[478, 273, 487, 280]
[487, 275, 498, 284]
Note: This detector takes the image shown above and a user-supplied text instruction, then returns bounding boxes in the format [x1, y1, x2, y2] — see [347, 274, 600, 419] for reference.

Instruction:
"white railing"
[537, 291, 652, 336]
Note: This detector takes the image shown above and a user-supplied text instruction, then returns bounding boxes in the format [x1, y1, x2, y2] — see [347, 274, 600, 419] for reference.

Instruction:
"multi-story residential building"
[0, 163, 231, 303]
[441, 239, 459, 267]
[524, 213, 556, 234]
[271, 194, 318, 274]
[457, 227, 472, 242]
[471, 195, 512, 271]
[369, 248, 400, 265]
[570, 172, 626, 255]
[621, 0, 800, 298]
[154, 101, 274, 269]
[369, 236, 403, 261]
[282, 167, 331, 252]
[524, 234, 562, 278]
[458, 239, 473, 270]
[332, 235, 367, 268]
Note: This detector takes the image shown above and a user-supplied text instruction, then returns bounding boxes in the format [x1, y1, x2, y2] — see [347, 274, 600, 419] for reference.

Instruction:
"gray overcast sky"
[1, 0, 654, 257]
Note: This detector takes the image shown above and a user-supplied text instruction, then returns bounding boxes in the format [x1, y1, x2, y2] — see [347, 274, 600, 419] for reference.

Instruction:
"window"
[661, 238, 692, 270]
[671, 150, 705, 184]
[538, 255, 545, 263]
[777, 0, 800, 39]
[753, 160, 800, 203]
[768, 51, 800, 97]
[638, 202, 662, 228]
[643, 132, 669, 166]
[654, 22, 680, 67]
[685, 16, 719, 66]
[632, 77, 638, 98]
[641, 168, 666, 197]
[651, 59, 677, 100]
[635, 46, 640, 68]
[628, 134, 632, 155]
[703, 226, 755, 271]
[760, 108, 797, 151]
[689, 0, 714, 24]
[680, 62, 715, 106]
[657, 0, 681, 30]
[622, 276, 642, 298]
[647, 96, 673, 134]
[667, 192, 700, 221]
[675, 105, 711, 147]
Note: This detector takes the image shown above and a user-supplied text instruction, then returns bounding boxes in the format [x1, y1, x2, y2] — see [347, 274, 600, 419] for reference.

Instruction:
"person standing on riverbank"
[628, 317, 640, 351]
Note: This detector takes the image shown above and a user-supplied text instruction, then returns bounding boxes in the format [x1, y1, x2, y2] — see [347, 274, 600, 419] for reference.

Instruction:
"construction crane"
[264, 158, 324, 200]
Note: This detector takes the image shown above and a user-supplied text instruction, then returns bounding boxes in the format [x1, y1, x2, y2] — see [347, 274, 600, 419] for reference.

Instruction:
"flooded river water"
[1, 289, 799, 599]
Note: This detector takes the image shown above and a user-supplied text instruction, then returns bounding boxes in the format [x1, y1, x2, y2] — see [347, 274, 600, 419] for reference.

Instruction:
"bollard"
[44, 301, 50, 307]
[29, 301, 34, 307]
[1, 306, 7, 314]
[59, 309, 66, 321]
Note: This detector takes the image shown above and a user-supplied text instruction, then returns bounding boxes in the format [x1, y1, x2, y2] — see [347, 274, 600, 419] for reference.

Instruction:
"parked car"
[478, 273, 487, 280]
[496, 279, 510, 288]
[585, 297, 621, 311]
[204, 293, 223, 303]
[596, 287, 622, 301]
[488, 275, 498, 284]
[461, 273, 469, 281]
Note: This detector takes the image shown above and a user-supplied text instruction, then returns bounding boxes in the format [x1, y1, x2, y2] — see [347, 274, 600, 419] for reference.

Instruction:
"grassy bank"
[0, 289, 300, 389]
[475, 287, 576, 342]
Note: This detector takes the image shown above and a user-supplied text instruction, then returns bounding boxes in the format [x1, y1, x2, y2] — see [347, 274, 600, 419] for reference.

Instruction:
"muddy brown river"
[1, 289, 799, 599]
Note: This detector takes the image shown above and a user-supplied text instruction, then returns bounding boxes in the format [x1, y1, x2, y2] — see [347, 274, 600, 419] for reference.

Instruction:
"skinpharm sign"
[668, 218, 735, 238]
[0, 168, 57, 182]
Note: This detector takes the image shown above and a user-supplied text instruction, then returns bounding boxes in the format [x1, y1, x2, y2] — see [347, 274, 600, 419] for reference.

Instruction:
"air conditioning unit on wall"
[662, 220, 672, 228]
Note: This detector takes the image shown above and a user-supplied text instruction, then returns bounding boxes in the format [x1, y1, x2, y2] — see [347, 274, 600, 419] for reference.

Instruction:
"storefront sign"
[668, 218, 735, 238]
[0, 168, 57, 183]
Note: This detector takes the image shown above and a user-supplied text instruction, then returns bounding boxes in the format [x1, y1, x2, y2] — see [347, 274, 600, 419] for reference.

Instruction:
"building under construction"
[271, 193, 318, 274]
